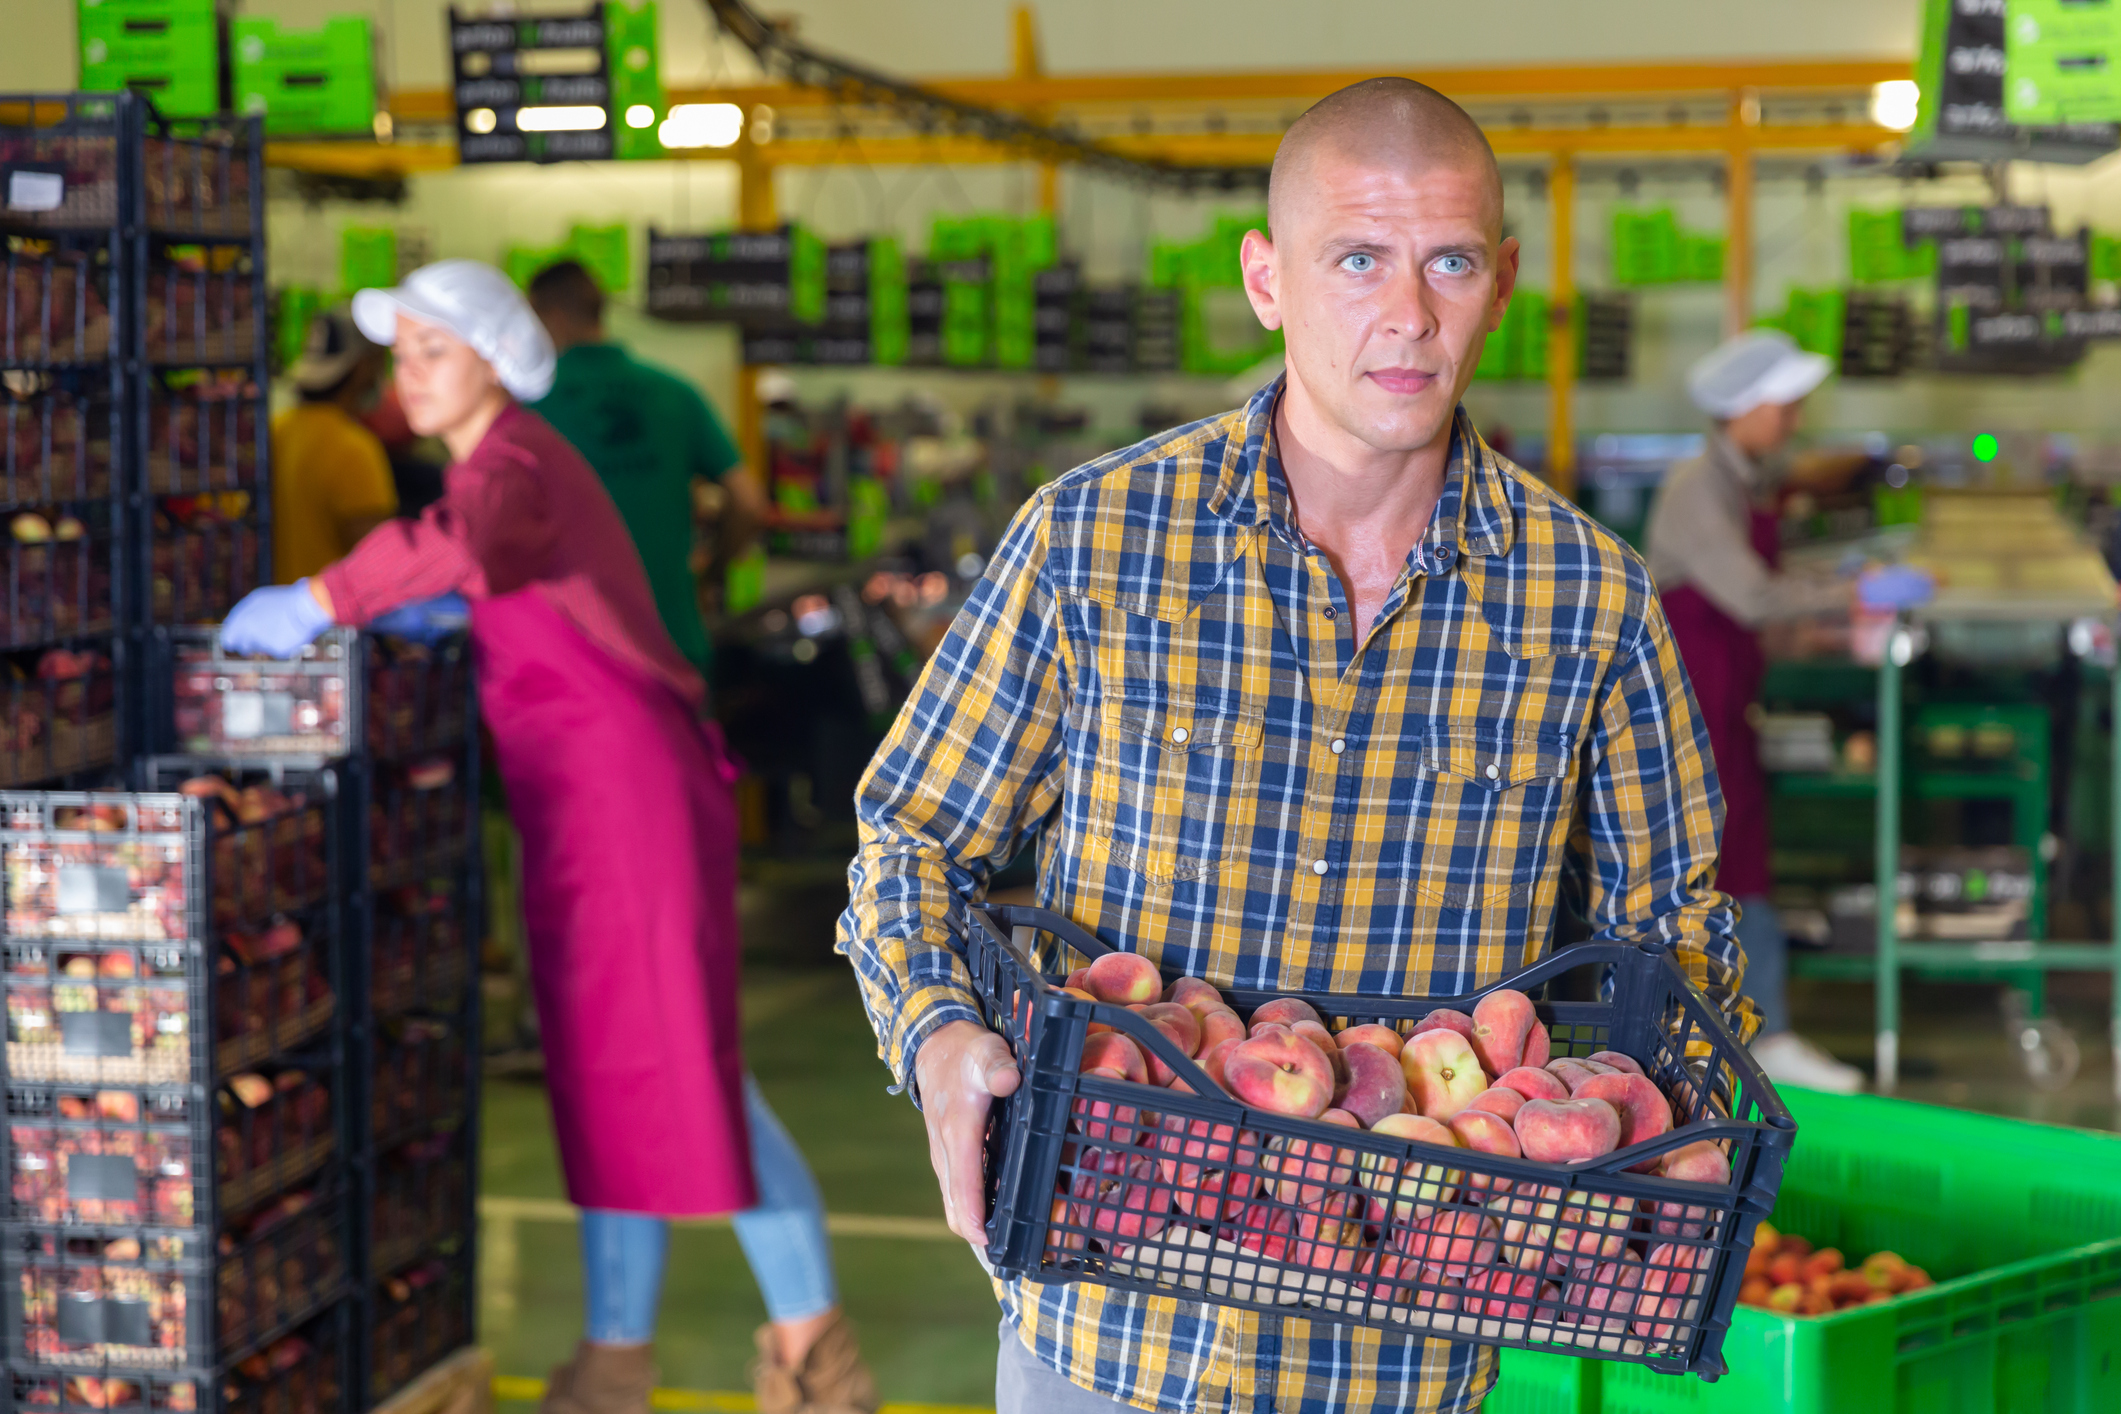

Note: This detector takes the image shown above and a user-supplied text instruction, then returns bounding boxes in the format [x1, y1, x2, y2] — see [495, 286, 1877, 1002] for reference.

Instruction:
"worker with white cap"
[1644, 328, 1863, 1095]
[218, 260, 878, 1414]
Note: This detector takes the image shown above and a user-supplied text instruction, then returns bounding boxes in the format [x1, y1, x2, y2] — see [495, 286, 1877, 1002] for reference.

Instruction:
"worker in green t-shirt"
[528, 260, 766, 676]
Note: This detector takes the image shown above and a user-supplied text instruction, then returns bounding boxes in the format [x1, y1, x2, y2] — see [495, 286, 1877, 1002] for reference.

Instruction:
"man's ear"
[1240, 229, 1282, 332]
[1488, 236, 1521, 334]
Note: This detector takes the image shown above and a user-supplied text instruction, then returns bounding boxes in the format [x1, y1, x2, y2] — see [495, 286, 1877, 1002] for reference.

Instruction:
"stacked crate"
[160, 629, 481, 1410]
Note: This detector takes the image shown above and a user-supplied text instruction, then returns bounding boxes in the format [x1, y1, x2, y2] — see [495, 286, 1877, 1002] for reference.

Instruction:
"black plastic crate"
[366, 1134, 465, 1285]
[144, 372, 260, 499]
[138, 131, 257, 245]
[0, 648, 119, 789]
[364, 762, 470, 895]
[147, 509, 261, 628]
[220, 1302, 346, 1414]
[2, 243, 114, 369]
[0, 97, 125, 235]
[2, 380, 115, 508]
[967, 907, 1795, 1380]
[367, 883, 466, 1026]
[0, 503, 118, 650]
[364, 1254, 464, 1409]
[143, 253, 258, 370]
[366, 1022, 462, 1157]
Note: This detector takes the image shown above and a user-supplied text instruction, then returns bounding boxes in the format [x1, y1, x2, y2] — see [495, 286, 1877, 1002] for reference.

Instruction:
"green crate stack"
[230, 15, 376, 136]
[78, 0, 219, 118]
[2005, 0, 2121, 126]
[275, 285, 323, 372]
[1612, 207, 1682, 286]
[1151, 211, 1278, 376]
[788, 223, 826, 325]
[568, 223, 632, 294]
[1679, 232, 1725, 283]
[931, 217, 989, 366]
[1489, 1087, 2121, 1414]
[2092, 233, 2121, 283]
[868, 236, 908, 366]
[1516, 290, 1550, 380]
[604, 0, 665, 161]
[1476, 288, 1543, 382]
[1774, 286, 1847, 363]
[1848, 208, 1940, 284]
[990, 217, 1036, 370]
[341, 225, 397, 294]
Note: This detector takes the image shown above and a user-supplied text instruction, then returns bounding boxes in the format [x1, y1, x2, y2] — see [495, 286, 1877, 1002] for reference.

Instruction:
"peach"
[1334, 1041, 1408, 1127]
[1410, 1008, 1476, 1039]
[1088, 1150, 1172, 1246]
[1086, 952, 1161, 1005]
[1447, 1109, 1523, 1195]
[1248, 1020, 1293, 1040]
[1580, 1059, 1619, 1076]
[1233, 1200, 1296, 1262]
[1573, 1073, 1674, 1166]
[1584, 1050, 1645, 1076]
[1515, 1098, 1622, 1164]
[1173, 1164, 1252, 1224]
[1469, 989, 1538, 1076]
[1137, 1002, 1201, 1056]
[1337, 1023, 1405, 1058]
[1635, 1243, 1712, 1343]
[1495, 1185, 1636, 1267]
[1079, 1032, 1148, 1084]
[1269, 1108, 1360, 1205]
[1463, 1264, 1554, 1321]
[1466, 1086, 1526, 1123]
[1654, 1139, 1732, 1237]
[1362, 1113, 1462, 1221]
[1292, 1191, 1369, 1273]
[1364, 1230, 1461, 1307]
[1522, 1022, 1551, 1069]
[1165, 976, 1225, 1019]
[1072, 1066, 1141, 1143]
[1567, 1256, 1647, 1352]
[1406, 1209, 1501, 1280]
[1495, 1067, 1569, 1103]
[1200, 1038, 1241, 1091]
[1198, 1007, 1246, 1055]
[1251, 997, 1324, 1030]
[1292, 1020, 1348, 1085]
[1545, 1058, 1600, 1093]
[1223, 1029, 1336, 1119]
[1065, 967, 1092, 992]
[1048, 1191, 1087, 1254]
[1401, 1029, 1490, 1121]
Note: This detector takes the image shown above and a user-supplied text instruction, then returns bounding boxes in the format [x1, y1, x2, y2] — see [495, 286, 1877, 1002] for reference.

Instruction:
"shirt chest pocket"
[1084, 700, 1265, 885]
[1412, 732, 1573, 909]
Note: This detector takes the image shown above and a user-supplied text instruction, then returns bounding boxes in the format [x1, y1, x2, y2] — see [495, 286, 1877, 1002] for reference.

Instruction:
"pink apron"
[1660, 507, 1780, 898]
[472, 587, 757, 1216]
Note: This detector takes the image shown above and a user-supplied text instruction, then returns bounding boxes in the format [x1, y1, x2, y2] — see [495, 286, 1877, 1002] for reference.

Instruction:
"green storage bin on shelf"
[79, 0, 219, 118]
[231, 16, 376, 135]
[1489, 1088, 2121, 1414]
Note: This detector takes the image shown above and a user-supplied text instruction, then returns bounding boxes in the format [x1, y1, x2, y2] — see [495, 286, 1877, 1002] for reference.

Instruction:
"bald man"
[841, 78, 1756, 1414]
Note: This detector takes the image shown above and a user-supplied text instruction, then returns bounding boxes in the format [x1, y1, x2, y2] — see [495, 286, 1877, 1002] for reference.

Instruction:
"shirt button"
[1322, 606, 1337, 621]
[1311, 859, 1328, 875]
[1485, 763, 1500, 780]
[1330, 738, 1346, 755]
[1171, 727, 1189, 744]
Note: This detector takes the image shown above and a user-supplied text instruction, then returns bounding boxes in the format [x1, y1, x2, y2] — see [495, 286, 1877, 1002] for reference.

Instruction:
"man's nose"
[1377, 265, 1438, 341]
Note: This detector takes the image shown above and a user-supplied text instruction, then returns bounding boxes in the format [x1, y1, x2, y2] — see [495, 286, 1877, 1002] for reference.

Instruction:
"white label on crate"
[222, 690, 295, 740]
[5, 170, 64, 213]
[56, 865, 130, 915]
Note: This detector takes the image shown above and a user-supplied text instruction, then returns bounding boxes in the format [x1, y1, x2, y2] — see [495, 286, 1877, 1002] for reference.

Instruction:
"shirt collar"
[1208, 374, 1517, 561]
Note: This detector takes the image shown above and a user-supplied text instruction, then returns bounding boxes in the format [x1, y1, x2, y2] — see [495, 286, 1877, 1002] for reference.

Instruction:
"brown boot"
[748, 1312, 879, 1414]
[540, 1342, 654, 1414]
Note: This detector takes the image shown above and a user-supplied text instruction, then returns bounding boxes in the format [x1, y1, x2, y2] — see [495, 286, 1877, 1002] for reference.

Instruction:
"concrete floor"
[475, 939, 2119, 1409]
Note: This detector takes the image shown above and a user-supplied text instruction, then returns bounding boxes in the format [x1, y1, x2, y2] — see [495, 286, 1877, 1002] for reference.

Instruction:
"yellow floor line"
[477, 1195, 958, 1242]
[491, 1375, 989, 1413]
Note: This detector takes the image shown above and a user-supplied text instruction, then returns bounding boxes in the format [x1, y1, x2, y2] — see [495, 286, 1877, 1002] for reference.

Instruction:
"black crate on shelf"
[364, 1252, 466, 1409]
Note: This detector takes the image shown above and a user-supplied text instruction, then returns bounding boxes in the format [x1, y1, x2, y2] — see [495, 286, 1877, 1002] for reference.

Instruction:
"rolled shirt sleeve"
[836, 493, 1069, 1088]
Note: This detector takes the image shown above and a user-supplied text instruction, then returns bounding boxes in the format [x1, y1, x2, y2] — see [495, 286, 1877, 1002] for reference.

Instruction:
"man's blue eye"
[1340, 253, 1376, 273]
[1437, 255, 1472, 275]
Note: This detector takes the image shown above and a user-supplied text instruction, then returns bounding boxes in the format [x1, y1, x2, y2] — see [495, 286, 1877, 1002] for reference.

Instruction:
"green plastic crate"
[231, 16, 376, 136]
[79, 0, 218, 117]
[1490, 1088, 2121, 1414]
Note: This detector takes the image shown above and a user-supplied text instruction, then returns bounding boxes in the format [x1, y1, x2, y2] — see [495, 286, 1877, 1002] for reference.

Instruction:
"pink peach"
[1337, 1023, 1405, 1058]
[1573, 1072, 1674, 1169]
[1514, 1097, 1622, 1164]
[1070, 1067, 1140, 1143]
[1401, 1029, 1490, 1121]
[1654, 1140, 1732, 1238]
[1545, 1058, 1601, 1094]
[1223, 1029, 1336, 1119]
[1334, 1040, 1409, 1127]
[1466, 1086, 1527, 1123]
[1200, 1038, 1241, 1091]
[1522, 1022, 1551, 1069]
[1495, 1066, 1570, 1103]
[1635, 1242, 1712, 1343]
[1469, 989, 1539, 1077]
[1269, 1107, 1360, 1205]
[1584, 1050, 1645, 1076]
[1362, 1113, 1462, 1221]
[1165, 976, 1226, 1020]
[1079, 1032, 1147, 1085]
[1197, 1007, 1246, 1055]
[1251, 997, 1325, 1030]
[1085, 952, 1161, 1005]
[1463, 1264, 1554, 1320]
[1406, 1208, 1501, 1280]
[1410, 1008, 1476, 1039]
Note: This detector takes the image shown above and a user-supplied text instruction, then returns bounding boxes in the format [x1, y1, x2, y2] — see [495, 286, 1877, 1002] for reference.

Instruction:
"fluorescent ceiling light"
[1871, 80, 1920, 133]
[659, 102, 744, 149]
[625, 104, 657, 130]
[517, 105, 608, 133]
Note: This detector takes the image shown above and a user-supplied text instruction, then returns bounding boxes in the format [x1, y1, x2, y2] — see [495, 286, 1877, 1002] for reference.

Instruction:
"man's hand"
[913, 1018, 1021, 1246]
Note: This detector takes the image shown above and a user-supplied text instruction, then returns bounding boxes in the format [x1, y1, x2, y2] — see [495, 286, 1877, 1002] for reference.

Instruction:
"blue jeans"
[1737, 894, 1791, 1037]
[580, 1075, 837, 1343]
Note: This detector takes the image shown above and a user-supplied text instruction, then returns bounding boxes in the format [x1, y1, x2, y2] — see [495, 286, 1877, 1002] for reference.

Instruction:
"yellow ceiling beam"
[265, 141, 461, 177]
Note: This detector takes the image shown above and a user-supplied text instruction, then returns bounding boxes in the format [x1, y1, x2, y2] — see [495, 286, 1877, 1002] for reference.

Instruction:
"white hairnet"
[1687, 329, 1832, 419]
[351, 258, 557, 402]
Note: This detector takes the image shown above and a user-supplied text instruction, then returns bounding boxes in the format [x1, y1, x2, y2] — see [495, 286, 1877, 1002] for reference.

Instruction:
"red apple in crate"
[1268, 1108, 1360, 1205]
[1079, 1032, 1148, 1085]
[1653, 1139, 1732, 1237]
[1251, 997, 1323, 1030]
[1514, 1098, 1622, 1164]
[1334, 1041, 1408, 1127]
[1447, 1109, 1522, 1195]
[1409, 1009, 1475, 1040]
[1338, 1023, 1405, 1058]
[1465, 1086, 1526, 1123]
[1635, 1242, 1713, 1343]
[1224, 1030, 1335, 1119]
[1165, 976, 1225, 1020]
[1572, 1072, 1673, 1168]
[1494, 1066, 1569, 1103]
[1086, 952, 1161, 1005]
[1362, 1114, 1461, 1222]
[1584, 1050, 1644, 1076]
[1197, 1008, 1246, 1055]
[1401, 1029, 1488, 1121]
[1469, 989, 1538, 1076]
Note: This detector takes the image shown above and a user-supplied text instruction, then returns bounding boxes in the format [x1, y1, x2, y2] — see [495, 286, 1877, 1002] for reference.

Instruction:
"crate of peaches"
[968, 907, 1795, 1380]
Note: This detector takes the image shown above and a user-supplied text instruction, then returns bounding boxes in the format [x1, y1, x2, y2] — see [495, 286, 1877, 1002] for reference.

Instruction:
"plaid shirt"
[839, 379, 1754, 1414]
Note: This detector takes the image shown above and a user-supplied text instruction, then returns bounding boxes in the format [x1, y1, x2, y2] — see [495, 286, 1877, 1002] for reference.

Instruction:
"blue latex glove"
[369, 592, 472, 646]
[219, 580, 335, 658]
[1858, 565, 1936, 611]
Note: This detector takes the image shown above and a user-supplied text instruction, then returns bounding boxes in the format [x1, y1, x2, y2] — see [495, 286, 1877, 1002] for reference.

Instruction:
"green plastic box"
[79, 0, 219, 118]
[231, 16, 377, 136]
[1490, 1088, 2121, 1414]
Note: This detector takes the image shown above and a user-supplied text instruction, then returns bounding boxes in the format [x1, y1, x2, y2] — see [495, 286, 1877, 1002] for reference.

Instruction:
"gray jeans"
[1737, 894, 1790, 1036]
[996, 1322, 1137, 1412]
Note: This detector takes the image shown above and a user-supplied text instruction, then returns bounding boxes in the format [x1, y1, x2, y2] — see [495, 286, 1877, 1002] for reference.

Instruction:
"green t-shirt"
[534, 343, 739, 672]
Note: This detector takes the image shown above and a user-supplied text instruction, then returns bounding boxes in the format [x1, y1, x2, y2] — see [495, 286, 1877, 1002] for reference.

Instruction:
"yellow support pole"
[735, 133, 777, 482]
[1725, 89, 1759, 336]
[1547, 155, 1576, 499]
[1012, 4, 1060, 218]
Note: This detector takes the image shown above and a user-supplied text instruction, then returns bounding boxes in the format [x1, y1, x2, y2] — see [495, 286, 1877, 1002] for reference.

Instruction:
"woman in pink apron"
[220, 261, 877, 1414]
[1642, 329, 1861, 1096]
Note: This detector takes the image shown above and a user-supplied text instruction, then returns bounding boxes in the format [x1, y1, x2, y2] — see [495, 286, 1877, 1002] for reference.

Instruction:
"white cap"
[1686, 329, 1832, 419]
[352, 259, 557, 402]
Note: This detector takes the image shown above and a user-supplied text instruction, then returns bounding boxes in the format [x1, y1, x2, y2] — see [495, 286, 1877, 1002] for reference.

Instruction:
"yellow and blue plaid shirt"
[840, 378, 1755, 1414]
